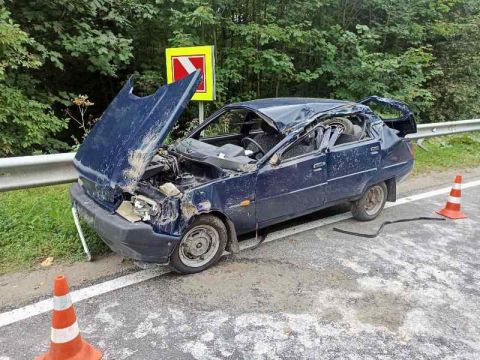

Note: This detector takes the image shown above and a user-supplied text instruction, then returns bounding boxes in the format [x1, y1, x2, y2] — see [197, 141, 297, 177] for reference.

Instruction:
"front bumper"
[70, 183, 180, 263]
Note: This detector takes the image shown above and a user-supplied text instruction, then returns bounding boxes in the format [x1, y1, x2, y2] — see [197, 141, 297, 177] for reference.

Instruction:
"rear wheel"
[352, 182, 387, 221]
[170, 215, 227, 274]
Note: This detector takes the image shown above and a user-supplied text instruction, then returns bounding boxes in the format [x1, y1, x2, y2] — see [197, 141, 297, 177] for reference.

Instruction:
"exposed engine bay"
[116, 112, 370, 224]
[141, 149, 227, 192]
[116, 150, 227, 223]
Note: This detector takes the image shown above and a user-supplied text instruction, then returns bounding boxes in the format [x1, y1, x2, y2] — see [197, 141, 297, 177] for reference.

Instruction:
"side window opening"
[279, 112, 374, 162]
[200, 109, 248, 138]
[244, 119, 284, 159]
[242, 112, 264, 135]
[192, 109, 285, 161]
[282, 129, 318, 160]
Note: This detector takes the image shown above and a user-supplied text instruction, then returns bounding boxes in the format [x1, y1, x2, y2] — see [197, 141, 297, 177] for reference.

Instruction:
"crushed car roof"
[226, 98, 354, 132]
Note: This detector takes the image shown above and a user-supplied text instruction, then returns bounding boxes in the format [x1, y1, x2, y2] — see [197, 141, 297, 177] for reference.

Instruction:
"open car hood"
[74, 71, 201, 202]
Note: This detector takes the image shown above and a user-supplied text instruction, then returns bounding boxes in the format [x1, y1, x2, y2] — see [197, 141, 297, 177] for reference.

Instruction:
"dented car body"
[70, 71, 416, 273]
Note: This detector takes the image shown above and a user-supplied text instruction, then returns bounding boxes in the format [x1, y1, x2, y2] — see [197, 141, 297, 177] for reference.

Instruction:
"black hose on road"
[333, 217, 446, 238]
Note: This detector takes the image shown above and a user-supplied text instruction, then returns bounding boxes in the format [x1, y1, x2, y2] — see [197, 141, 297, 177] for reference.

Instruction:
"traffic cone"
[436, 175, 467, 219]
[35, 275, 102, 360]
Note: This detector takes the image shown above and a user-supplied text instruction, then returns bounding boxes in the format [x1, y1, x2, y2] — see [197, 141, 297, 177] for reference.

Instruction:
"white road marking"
[1, 179, 479, 328]
[387, 179, 480, 206]
[0, 268, 168, 327]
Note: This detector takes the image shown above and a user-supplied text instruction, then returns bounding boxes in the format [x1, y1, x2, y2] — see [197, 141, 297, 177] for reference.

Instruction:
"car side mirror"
[269, 153, 281, 166]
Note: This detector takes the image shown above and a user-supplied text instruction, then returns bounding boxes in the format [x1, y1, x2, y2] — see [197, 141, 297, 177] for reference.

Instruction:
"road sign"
[165, 45, 215, 102]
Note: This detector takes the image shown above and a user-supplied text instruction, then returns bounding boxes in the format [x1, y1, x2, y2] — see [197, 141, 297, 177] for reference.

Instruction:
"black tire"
[323, 117, 355, 135]
[170, 215, 227, 274]
[352, 182, 388, 221]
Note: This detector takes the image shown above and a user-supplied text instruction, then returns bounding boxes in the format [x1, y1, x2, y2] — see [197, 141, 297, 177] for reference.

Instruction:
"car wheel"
[170, 215, 227, 274]
[323, 117, 355, 135]
[352, 182, 388, 221]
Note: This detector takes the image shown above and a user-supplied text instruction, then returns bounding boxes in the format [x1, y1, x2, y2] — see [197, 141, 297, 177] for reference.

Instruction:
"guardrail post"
[415, 138, 429, 152]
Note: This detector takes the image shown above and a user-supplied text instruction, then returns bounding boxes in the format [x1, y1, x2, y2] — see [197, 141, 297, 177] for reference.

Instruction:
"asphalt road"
[1, 184, 479, 359]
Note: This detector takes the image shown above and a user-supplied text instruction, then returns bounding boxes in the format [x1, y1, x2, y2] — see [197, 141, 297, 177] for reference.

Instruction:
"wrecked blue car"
[70, 71, 416, 273]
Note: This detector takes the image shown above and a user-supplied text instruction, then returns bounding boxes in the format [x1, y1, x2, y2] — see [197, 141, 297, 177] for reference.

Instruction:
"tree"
[2, 0, 480, 155]
[0, 8, 66, 156]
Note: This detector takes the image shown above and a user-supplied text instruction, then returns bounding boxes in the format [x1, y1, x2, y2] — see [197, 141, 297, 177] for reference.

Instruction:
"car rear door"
[325, 138, 382, 204]
[255, 146, 328, 227]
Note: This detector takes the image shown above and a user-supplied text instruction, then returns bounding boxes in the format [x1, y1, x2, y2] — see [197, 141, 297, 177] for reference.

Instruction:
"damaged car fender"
[175, 172, 257, 252]
[71, 83, 417, 273]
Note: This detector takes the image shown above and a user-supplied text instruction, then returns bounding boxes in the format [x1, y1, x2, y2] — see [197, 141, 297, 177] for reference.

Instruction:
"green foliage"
[0, 8, 40, 78]
[0, 84, 66, 155]
[9, 0, 153, 75]
[1, 0, 480, 155]
[0, 8, 66, 156]
[62, 25, 133, 76]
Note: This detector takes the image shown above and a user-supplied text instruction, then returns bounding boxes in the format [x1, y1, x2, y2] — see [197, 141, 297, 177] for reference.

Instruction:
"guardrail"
[406, 119, 480, 139]
[0, 153, 77, 191]
[1, 119, 480, 192]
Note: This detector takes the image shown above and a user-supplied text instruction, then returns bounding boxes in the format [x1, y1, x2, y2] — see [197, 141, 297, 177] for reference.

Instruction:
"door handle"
[370, 145, 380, 154]
[313, 161, 326, 171]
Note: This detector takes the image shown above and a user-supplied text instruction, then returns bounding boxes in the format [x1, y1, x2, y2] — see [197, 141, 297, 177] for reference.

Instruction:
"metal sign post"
[199, 101, 205, 123]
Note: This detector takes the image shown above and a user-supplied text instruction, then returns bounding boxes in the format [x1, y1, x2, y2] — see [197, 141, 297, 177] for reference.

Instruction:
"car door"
[255, 141, 328, 227]
[325, 138, 382, 204]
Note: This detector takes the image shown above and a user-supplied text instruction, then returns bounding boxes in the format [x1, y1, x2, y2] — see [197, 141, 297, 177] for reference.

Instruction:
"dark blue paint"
[255, 152, 328, 227]
[325, 139, 381, 202]
[71, 89, 416, 264]
[74, 71, 201, 203]
[226, 98, 352, 132]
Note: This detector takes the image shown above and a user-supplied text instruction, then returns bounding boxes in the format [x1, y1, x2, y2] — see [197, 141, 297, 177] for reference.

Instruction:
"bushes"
[2, 1, 480, 155]
[0, 8, 67, 156]
[0, 84, 67, 156]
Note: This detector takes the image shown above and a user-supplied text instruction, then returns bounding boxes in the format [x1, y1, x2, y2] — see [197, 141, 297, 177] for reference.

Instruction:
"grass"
[413, 133, 480, 174]
[0, 133, 479, 275]
[0, 185, 108, 275]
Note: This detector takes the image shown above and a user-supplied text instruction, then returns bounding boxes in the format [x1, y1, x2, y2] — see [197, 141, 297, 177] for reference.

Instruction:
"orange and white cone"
[436, 175, 467, 219]
[36, 275, 102, 360]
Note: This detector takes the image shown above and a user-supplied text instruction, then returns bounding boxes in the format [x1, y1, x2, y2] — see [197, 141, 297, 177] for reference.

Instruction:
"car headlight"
[132, 195, 160, 221]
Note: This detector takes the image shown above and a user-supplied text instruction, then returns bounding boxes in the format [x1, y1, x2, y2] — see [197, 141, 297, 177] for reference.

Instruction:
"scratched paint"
[71, 77, 417, 268]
